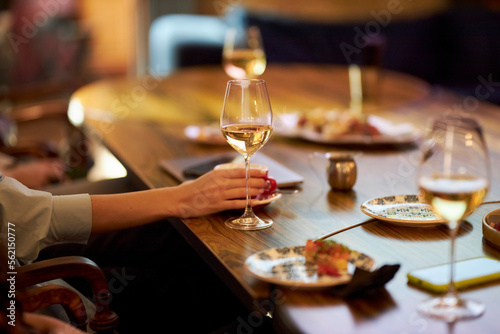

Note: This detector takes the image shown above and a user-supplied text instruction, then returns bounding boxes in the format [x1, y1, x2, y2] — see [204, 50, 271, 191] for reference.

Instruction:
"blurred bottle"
[349, 35, 386, 111]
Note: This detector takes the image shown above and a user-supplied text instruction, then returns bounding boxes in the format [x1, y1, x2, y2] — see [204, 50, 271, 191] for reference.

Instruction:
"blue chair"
[149, 7, 246, 77]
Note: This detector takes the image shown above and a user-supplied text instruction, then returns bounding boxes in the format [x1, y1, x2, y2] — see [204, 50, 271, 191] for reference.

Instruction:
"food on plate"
[297, 108, 381, 139]
[304, 239, 351, 276]
[489, 220, 500, 231]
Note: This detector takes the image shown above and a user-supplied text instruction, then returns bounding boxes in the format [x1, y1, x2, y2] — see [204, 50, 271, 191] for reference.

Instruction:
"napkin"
[182, 155, 236, 179]
[327, 264, 400, 298]
[164, 152, 304, 187]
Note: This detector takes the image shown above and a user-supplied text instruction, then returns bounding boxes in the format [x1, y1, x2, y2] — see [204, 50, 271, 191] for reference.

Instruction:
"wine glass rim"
[227, 79, 266, 85]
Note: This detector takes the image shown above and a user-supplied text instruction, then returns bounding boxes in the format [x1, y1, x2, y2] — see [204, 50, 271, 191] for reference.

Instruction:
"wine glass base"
[225, 216, 273, 231]
[417, 295, 485, 322]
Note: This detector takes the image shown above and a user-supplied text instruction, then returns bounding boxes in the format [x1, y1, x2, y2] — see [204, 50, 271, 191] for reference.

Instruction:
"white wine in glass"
[417, 116, 490, 322]
[223, 26, 266, 79]
[221, 79, 273, 230]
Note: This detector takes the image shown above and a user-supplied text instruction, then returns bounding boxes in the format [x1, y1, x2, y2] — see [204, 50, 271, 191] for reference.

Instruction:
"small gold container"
[326, 153, 357, 191]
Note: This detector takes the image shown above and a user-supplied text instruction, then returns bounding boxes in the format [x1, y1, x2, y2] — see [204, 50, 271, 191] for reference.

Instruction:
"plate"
[360, 194, 446, 227]
[245, 245, 374, 288]
[254, 192, 282, 210]
[184, 124, 226, 145]
[274, 112, 421, 145]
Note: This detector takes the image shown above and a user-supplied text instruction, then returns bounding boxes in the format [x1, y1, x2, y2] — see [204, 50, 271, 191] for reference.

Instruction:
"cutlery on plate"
[314, 218, 377, 241]
[482, 201, 500, 205]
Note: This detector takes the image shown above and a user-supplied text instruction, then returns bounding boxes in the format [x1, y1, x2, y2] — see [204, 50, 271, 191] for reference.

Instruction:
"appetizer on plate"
[304, 239, 351, 277]
[297, 108, 380, 139]
[274, 107, 419, 144]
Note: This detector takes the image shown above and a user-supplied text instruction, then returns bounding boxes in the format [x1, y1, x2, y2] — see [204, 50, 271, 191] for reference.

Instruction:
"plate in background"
[184, 124, 226, 145]
[360, 194, 445, 227]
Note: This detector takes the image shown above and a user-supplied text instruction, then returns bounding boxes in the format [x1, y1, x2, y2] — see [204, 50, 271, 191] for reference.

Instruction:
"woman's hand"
[23, 312, 87, 333]
[5, 158, 65, 189]
[171, 167, 269, 218]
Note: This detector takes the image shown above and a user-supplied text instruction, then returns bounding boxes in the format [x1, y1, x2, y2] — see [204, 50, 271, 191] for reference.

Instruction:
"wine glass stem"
[242, 155, 255, 218]
[447, 220, 459, 299]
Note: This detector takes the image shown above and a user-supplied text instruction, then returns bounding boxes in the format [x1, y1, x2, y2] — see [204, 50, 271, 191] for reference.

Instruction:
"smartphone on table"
[407, 257, 500, 293]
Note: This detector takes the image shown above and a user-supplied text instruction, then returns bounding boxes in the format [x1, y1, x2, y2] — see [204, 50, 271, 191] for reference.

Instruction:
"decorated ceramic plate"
[245, 245, 374, 288]
[184, 124, 226, 145]
[360, 194, 446, 227]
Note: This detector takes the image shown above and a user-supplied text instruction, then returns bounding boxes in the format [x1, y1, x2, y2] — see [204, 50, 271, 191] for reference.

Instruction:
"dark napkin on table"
[165, 152, 304, 187]
[327, 264, 400, 298]
[182, 155, 236, 179]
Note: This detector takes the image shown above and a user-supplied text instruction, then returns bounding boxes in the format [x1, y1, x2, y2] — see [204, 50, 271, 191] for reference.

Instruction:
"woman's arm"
[90, 168, 268, 233]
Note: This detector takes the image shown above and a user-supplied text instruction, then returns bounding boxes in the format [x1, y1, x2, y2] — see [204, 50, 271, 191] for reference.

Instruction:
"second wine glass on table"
[222, 26, 266, 79]
[221, 79, 273, 230]
[417, 116, 490, 322]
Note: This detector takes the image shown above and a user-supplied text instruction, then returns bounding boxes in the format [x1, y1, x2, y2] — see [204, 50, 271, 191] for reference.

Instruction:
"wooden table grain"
[71, 64, 500, 334]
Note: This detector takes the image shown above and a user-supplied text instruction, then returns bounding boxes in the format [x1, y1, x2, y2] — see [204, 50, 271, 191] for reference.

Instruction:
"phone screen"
[407, 257, 500, 292]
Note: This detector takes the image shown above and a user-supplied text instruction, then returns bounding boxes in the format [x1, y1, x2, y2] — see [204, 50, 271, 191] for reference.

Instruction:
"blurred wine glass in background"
[223, 26, 266, 79]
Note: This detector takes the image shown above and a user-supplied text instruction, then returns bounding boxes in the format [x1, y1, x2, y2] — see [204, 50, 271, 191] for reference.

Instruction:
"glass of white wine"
[417, 116, 490, 322]
[221, 79, 273, 230]
[222, 26, 266, 79]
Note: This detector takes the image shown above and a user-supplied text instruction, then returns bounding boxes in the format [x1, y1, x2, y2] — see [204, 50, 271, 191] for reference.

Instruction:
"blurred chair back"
[1, 0, 90, 104]
[0, 0, 93, 180]
[149, 6, 246, 77]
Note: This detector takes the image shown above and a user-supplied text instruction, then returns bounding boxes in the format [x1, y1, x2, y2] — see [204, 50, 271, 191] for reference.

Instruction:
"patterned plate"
[360, 194, 446, 227]
[184, 124, 226, 145]
[245, 246, 374, 288]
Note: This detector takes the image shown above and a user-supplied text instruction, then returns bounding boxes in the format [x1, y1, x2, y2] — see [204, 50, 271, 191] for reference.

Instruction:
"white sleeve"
[0, 176, 92, 262]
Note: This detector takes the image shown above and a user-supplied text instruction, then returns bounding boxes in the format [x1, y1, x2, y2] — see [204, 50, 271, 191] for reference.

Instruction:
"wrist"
[156, 185, 186, 218]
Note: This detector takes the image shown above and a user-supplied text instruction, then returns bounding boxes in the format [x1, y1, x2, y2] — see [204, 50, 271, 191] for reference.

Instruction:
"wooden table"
[70, 64, 500, 334]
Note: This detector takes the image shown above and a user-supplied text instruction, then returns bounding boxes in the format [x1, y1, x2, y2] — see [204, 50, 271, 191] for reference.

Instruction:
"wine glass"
[220, 79, 273, 230]
[222, 26, 266, 79]
[417, 116, 490, 322]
